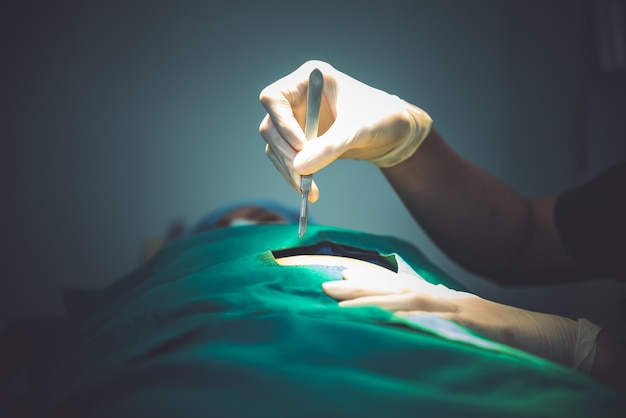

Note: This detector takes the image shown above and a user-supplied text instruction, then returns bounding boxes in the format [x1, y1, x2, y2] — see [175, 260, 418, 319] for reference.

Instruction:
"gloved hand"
[322, 268, 601, 372]
[259, 60, 433, 202]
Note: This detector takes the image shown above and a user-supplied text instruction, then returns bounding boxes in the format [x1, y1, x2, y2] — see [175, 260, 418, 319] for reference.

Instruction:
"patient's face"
[212, 206, 289, 229]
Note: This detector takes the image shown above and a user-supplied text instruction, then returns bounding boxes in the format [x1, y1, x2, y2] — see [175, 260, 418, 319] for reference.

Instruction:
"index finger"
[259, 60, 334, 152]
[259, 71, 309, 152]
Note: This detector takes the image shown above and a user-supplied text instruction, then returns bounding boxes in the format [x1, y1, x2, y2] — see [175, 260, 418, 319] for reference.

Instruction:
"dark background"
[1, 0, 625, 337]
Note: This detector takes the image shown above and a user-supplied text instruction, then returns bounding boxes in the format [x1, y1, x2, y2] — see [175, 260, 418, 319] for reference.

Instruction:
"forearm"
[382, 128, 532, 278]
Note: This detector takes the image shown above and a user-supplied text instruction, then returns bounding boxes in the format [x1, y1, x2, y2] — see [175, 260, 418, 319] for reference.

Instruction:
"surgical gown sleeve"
[555, 162, 626, 280]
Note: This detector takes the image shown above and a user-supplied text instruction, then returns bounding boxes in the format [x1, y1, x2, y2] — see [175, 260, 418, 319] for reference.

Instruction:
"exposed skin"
[382, 128, 580, 285]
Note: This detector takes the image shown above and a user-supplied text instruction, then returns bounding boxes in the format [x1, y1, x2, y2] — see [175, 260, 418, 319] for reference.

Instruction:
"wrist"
[369, 101, 432, 168]
[591, 329, 626, 394]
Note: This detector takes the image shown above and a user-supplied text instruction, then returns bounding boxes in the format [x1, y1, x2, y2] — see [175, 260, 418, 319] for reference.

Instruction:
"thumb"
[293, 123, 353, 174]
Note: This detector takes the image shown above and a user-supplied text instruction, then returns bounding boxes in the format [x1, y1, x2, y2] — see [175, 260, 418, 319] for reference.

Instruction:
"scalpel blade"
[299, 175, 312, 238]
[298, 68, 323, 238]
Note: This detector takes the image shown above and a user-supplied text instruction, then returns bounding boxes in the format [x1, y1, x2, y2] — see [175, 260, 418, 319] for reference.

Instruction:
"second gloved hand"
[322, 268, 599, 371]
[259, 60, 432, 202]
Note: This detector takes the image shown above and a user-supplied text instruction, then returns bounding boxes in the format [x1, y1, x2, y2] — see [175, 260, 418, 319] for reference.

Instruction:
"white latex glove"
[322, 268, 601, 372]
[259, 60, 432, 202]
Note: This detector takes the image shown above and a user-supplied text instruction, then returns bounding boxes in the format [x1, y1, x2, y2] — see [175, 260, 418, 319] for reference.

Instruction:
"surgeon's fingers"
[336, 292, 459, 314]
[260, 114, 301, 157]
[265, 144, 320, 203]
[293, 123, 353, 175]
[261, 115, 320, 202]
[265, 144, 299, 192]
[345, 268, 456, 296]
[260, 60, 340, 160]
[259, 73, 309, 152]
[322, 279, 403, 301]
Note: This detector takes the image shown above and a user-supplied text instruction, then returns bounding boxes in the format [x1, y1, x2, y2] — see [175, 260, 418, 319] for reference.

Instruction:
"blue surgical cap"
[189, 199, 311, 234]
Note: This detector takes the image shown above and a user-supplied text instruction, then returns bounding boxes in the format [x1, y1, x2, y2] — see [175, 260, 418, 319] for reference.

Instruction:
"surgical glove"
[259, 60, 432, 202]
[322, 268, 601, 372]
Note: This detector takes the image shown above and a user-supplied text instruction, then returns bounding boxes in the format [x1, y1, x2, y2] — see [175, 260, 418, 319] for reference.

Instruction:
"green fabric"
[16, 225, 624, 417]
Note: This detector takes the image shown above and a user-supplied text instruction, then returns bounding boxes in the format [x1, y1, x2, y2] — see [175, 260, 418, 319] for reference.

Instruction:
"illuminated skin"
[275, 255, 392, 275]
[218, 209, 397, 274]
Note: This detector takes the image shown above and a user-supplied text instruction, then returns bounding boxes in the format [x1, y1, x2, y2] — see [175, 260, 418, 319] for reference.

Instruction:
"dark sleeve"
[554, 162, 626, 280]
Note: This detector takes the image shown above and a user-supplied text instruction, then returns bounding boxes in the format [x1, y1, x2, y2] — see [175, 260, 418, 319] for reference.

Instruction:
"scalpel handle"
[297, 69, 323, 238]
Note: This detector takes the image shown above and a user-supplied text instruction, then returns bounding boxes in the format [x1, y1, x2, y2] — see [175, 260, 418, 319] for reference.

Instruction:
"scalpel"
[299, 68, 323, 238]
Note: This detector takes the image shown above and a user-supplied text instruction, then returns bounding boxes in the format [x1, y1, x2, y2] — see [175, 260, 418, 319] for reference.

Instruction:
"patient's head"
[139, 200, 303, 264]
[202, 205, 289, 229]
[190, 199, 303, 233]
